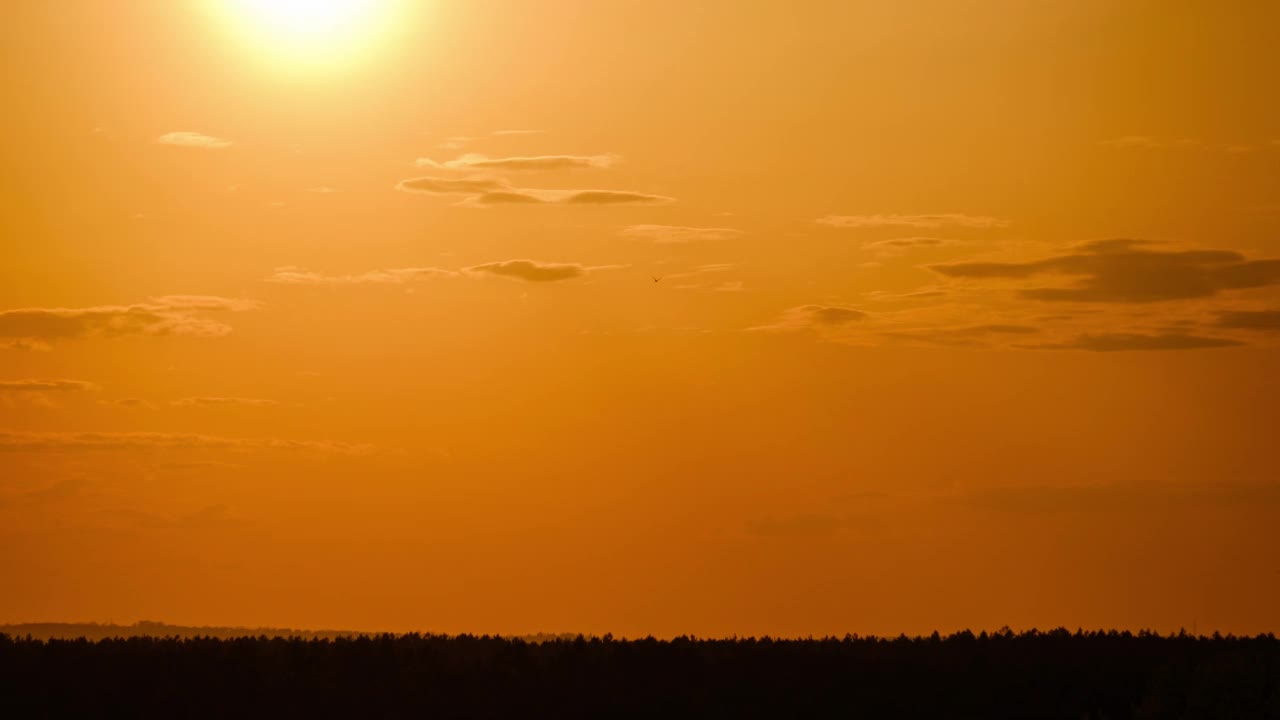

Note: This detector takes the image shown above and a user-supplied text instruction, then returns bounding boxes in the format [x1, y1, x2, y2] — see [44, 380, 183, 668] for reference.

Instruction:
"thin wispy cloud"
[266, 267, 457, 285]
[156, 131, 233, 150]
[1018, 332, 1242, 352]
[416, 153, 618, 171]
[817, 214, 1009, 229]
[0, 379, 96, 393]
[929, 239, 1280, 302]
[752, 305, 869, 332]
[466, 260, 585, 283]
[171, 397, 280, 408]
[662, 263, 735, 281]
[396, 177, 511, 195]
[0, 430, 369, 454]
[619, 225, 742, 244]
[463, 189, 674, 207]
[0, 297, 259, 343]
[861, 237, 952, 251]
[1215, 309, 1280, 330]
[101, 398, 156, 410]
[880, 324, 1041, 347]
[1096, 136, 1170, 149]
[397, 176, 674, 207]
[560, 190, 672, 205]
[436, 136, 472, 150]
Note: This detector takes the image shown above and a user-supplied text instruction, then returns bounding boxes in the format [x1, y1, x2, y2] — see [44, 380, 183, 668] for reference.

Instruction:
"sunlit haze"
[1, 0, 1278, 639]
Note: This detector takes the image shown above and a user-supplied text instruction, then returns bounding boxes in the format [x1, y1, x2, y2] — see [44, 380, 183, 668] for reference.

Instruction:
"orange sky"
[1, 0, 1278, 637]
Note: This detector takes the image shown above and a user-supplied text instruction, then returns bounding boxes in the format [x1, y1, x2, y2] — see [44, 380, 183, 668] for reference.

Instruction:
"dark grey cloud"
[929, 239, 1280, 302]
[467, 260, 586, 283]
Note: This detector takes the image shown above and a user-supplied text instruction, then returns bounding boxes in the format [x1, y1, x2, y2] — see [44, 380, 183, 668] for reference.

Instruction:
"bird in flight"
[652, 275, 663, 283]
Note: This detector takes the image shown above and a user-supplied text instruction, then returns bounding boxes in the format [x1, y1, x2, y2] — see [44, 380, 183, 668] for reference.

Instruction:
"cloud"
[416, 153, 618, 171]
[1215, 309, 1280, 330]
[961, 482, 1280, 514]
[466, 260, 585, 283]
[0, 478, 87, 508]
[0, 296, 258, 343]
[561, 190, 673, 205]
[1097, 135, 1164, 149]
[0, 338, 53, 352]
[464, 190, 550, 206]
[861, 237, 951, 250]
[797, 305, 868, 326]
[883, 324, 1040, 347]
[0, 379, 95, 393]
[666, 263, 734, 279]
[817, 214, 1009, 229]
[396, 176, 510, 195]
[266, 266, 457, 285]
[864, 288, 950, 302]
[1018, 332, 1242, 352]
[397, 176, 673, 206]
[929, 239, 1280, 302]
[753, 305, 868, 331]
[156, 131, 233, 150]
[0, 430, 370, 454]
[172, 397, 279, 408]
[618, 225, 742, 244]
[1096, 136, 1204, 149]
[118, 504, 250, 531]
[437, 136, 472, 150]
[101, 398, 156, 409]
[148, 296, 258, 312]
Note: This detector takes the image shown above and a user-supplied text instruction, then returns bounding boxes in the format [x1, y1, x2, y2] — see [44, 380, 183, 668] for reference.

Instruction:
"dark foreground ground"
[2, 629, 1278, 718]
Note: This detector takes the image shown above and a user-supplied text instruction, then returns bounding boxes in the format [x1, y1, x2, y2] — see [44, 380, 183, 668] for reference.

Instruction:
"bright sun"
[235, 0, 376, 37]
[218, 0, 399, 68]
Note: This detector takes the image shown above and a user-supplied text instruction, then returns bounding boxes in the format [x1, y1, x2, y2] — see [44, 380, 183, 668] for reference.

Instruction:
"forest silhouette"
[3, 628, 1278, 718]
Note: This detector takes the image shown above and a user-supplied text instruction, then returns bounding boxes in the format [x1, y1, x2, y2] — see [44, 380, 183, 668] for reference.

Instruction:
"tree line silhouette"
[2, 628, 1278, 718]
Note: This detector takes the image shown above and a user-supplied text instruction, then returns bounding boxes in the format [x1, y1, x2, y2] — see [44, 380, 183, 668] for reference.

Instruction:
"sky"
[1, 0, 1278, 638]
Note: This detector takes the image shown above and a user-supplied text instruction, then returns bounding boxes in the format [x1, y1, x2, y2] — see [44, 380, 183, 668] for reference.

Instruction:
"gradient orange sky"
[2, 0, 1278, 637]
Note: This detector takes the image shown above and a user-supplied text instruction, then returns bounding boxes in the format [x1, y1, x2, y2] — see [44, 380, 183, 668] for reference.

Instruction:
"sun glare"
[217, 0, 400, 69]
